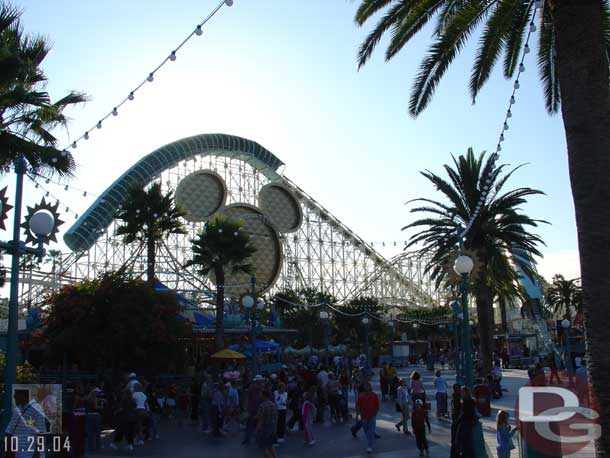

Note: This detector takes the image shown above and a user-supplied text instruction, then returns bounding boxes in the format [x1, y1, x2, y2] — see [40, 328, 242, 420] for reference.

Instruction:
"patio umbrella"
[211, 349, 246, 361]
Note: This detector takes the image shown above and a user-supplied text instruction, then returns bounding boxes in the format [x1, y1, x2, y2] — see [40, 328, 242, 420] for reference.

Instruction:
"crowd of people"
[90, 354, 498, 457]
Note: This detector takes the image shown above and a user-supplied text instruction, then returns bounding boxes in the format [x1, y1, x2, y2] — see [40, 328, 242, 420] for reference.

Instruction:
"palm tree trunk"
[215, 268, 225, 351]
[475, 279, 494, 376]
[553, 1, 610, 454]
[146, 236, 156, 285]
[499, 296, 508, 334]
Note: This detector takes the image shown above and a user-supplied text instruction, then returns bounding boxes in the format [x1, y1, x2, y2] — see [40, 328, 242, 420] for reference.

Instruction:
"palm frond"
[537, 7, 560, 113]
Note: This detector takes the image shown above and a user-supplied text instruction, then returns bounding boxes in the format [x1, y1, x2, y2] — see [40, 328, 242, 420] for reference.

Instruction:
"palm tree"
[115, 183, 186, 285]
[0, 4, 88, 176]
[354, 3, 610, 450]
[545, 274, 582, 321]
[185, 214, 256, 350]
[403, 149, 545, 374]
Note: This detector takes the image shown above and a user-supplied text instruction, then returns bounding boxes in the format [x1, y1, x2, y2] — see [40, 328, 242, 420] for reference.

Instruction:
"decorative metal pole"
[562, 319, 573, 386]
[1, 156, 25, 429]
[460, 273, 474, 391]
[320, 310, 330, 367]
[451, 301, 463, 384]
[362, 316, 370, 364]
[0, 156, 55, 429]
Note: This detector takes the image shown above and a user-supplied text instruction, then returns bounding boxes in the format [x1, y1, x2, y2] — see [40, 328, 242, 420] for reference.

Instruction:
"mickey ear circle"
[258, 183, 302, 233]
[175, 170, 226, 222]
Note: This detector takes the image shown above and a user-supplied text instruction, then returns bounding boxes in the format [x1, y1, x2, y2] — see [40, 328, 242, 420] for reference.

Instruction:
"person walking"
[409, 371, 426, 406]
[301, 387, 316, 446]
[433, 370, 449, 418]
[110, 389, 137, 451]
[380, 363, 389, 401]
[496, 410, 518, 458]
[273, 382, 288, 443]
[356, 383, 379, 454]
[256, 391, 278, 458]
[450, 384, 462, 458]
[242, 375, 264, 445]
[548, 353, 561, 384]
[455, 386, 477, 458]
[224, 381, 240, 433]
[412, 399, 431, 456]
[575, 360, 589, 407]
[395, 378, 412, 435]
[286, 380, 303, 432]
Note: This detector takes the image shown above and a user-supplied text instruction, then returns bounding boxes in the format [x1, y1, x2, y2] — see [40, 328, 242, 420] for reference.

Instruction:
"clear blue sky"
[5, 0, 578, 281]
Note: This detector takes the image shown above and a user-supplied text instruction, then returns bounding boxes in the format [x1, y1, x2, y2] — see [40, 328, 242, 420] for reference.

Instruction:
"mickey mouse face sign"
[176, 171, 303, 295]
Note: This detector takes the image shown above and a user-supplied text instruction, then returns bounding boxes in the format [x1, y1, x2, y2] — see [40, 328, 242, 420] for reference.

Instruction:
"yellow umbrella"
[211, 349, 246, 360]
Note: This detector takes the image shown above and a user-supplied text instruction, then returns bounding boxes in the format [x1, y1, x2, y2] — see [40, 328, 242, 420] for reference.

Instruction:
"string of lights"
[461, 1, 538, 237]
[26, 173, 81, 220]
[29, 171, 99, 200]
[56, 0, 234, 157]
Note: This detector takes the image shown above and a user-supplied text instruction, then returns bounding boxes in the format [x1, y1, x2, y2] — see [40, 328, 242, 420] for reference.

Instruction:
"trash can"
[63, 411, 86, 458]
[474, 384, 491, 417]
[86, 412, 101, 451]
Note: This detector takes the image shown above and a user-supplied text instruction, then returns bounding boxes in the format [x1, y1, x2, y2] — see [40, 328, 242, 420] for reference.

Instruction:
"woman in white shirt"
[274, 382, 288, 443]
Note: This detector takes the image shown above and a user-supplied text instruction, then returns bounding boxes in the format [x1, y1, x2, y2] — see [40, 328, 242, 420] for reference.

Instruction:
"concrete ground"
[91, 365, 597, 458]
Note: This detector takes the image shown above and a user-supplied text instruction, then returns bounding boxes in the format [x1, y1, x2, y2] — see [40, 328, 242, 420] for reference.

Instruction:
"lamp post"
[451, 301, 463, 384]
[454, 254, 474, 391]
[319, 310, 331, 367]
[0, 156, 56, 428]
[562, 319, 573, 386]
[241, 276, 265, 376]
[361, 316, 370, 364]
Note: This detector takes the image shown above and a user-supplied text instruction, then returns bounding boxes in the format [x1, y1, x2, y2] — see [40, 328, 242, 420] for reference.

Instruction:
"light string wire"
[461, 1, 538, 237]
[57, 0, 234, 156]
[29, 171, 99, 200]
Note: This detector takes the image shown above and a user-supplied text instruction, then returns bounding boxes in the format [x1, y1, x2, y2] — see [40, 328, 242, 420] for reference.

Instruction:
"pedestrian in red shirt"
[356, 383, 379, 454]
[411, 399, 431, 456]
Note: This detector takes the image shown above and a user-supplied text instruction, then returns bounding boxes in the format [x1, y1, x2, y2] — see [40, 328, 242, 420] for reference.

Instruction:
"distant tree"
[545, 274, 582, 321]
[115, 183, 186, 285]
[186, 214, 256, 351]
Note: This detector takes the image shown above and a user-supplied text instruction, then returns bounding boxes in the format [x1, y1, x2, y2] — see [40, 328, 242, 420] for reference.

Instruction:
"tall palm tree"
[115, 183, 186, 285]
[354, 2, 610, 450]
[545, 274, 582, 321]
[185, 214, 256, 350]
[0, 4, 88, 176]
[403, 149, 545, 374]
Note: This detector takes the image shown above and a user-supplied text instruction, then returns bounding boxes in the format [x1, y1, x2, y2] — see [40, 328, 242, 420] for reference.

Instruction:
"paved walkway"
[91, 365, 596, 457]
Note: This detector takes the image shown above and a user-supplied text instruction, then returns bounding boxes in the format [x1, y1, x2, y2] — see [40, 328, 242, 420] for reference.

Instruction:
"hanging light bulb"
[128, 92, 135, 101]
[61, 150, 68, 157]
[35, 183, 39, 189]
[170, 51, 177, 61]
[524, 44, 530, 54]
[45, 191, 49, 197]
[97, 121, 102, 129]
[510, 95, 515, 104]
[83, 191, 87, 197]
[500, 133, 505, 142]
[66, 207, 70, 212]
[84, 132, 89, 140]
[498, 144, 502, 152]
[504, 122, 509, 130]
[72, 142, 77, 148]
[112, 107, 118, 116]
[530, 22, 536, 32]
[45, 179, 50, 184]
[75, 214, 78, 219]
[507, 109, 512, 118]
[514, 80, 520, 89]
[519, 63, 525, 72]
[225, 0, 233, 5]
[147, 73, 154, 82]
[195, 25, 203, 36]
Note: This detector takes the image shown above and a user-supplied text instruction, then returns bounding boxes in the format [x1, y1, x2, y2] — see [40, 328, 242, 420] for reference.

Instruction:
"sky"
[2, 0, 580, 283]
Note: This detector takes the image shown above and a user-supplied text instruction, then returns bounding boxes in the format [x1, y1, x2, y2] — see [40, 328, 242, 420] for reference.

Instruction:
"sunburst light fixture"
[0, 187, 13, 231]
[20, 198, 64, 245]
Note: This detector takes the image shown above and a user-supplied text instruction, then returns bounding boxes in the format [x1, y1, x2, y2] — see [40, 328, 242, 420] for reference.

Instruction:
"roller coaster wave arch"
[25, 134, 444, 308]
